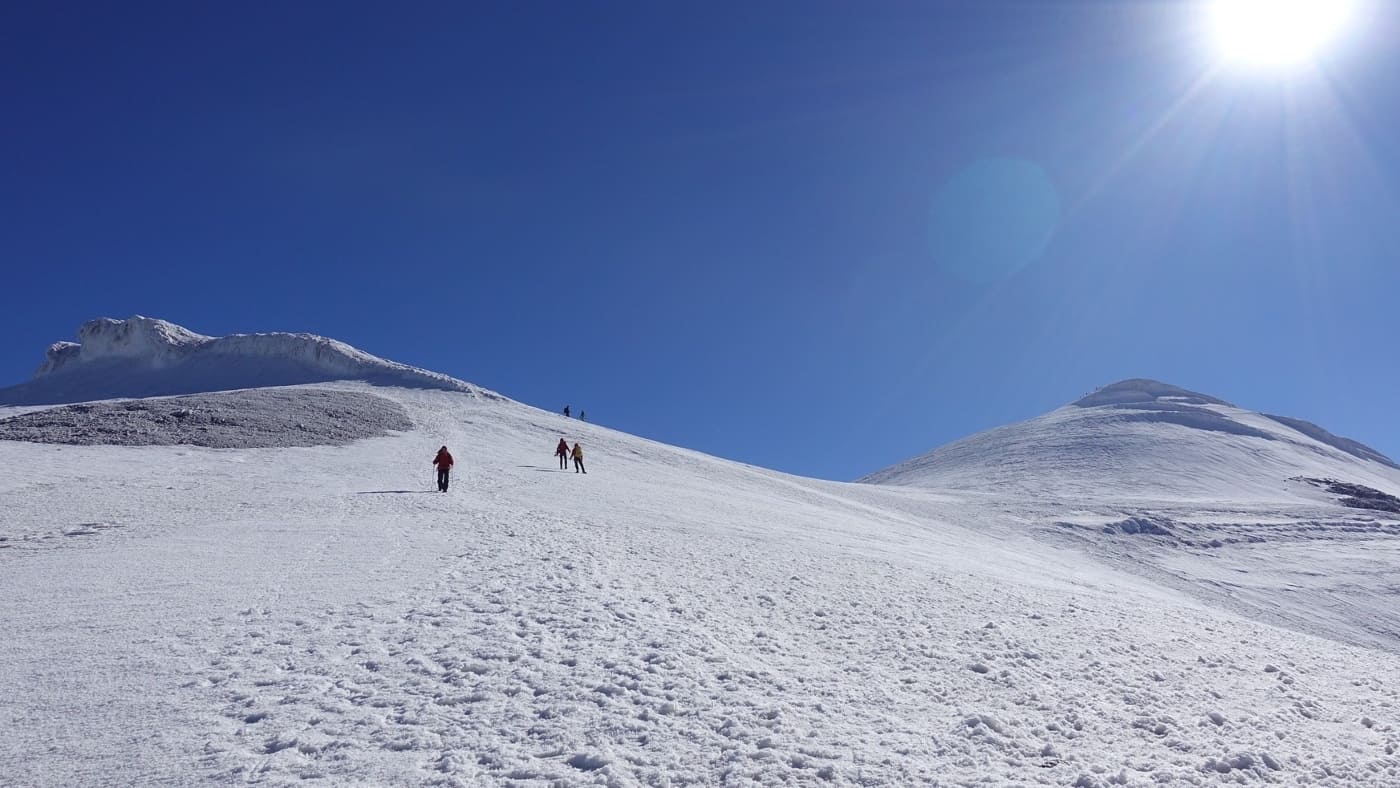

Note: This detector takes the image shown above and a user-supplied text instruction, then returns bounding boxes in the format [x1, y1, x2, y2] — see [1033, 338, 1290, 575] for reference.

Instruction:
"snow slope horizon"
[862, 377, 1400, 663]
[4, 383, 1400, 786]
[0, 316, 489, 406]
[8, 318, 1396, 493]
[4, 319, 1400, 783]
[862, 377, 1400, 499]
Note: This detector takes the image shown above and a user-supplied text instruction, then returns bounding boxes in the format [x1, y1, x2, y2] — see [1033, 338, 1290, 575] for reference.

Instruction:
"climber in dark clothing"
[433, 446, 454, 492]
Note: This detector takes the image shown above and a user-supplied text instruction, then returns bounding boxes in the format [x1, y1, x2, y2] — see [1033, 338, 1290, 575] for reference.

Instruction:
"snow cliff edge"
[2, 316, 480, 405]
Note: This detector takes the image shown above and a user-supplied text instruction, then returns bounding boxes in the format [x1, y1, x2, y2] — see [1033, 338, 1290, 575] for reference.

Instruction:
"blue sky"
[3, 1, 1398, 480]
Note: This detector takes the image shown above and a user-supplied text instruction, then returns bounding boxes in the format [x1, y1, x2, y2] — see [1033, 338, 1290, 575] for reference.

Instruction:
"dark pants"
[574, 457, 586, 474]
[558, 452, 568, 469]
[437, 467, 450, 491]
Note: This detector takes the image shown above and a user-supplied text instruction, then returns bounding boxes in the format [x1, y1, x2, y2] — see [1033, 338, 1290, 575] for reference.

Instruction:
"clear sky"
[3, 1, 1398, 481]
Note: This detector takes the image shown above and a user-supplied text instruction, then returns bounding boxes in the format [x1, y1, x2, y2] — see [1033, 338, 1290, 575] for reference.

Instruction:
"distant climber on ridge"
[555, 437, 570, 470]
[433, 445, 454, 492]
[563, 405, 570, 418]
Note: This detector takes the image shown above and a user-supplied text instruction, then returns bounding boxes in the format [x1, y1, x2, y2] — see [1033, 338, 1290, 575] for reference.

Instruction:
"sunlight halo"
[1210, 0, 1357, 68]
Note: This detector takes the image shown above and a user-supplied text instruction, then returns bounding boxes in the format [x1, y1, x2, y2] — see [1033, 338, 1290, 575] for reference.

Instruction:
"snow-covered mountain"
[3, 331, 1399, 786]
[0, 316, 482, 405]
[862, 378, 1400, 503]
[862, 377, 1400, 665]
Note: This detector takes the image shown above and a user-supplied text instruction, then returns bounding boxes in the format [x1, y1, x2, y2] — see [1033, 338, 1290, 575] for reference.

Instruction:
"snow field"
[2, 384, 1399, 786]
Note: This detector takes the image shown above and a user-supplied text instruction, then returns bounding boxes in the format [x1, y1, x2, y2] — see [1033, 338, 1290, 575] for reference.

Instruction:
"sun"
[1210, 0, 1358, 67]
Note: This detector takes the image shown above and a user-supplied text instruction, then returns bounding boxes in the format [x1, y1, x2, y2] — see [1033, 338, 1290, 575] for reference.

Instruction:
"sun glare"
[1211, 0, 1357, 67]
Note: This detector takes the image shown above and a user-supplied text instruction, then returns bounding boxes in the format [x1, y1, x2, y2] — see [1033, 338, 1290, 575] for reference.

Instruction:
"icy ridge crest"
[4, 316, 479, 405]
[38, 317, 212, 375]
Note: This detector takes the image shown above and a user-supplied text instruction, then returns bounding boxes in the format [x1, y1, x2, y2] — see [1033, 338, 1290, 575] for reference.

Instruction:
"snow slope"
[863, 377, 1400, 654]
[2, 369, 1400, 785]
[862, 378, 1400, 502]
[0, 316, 483, 405]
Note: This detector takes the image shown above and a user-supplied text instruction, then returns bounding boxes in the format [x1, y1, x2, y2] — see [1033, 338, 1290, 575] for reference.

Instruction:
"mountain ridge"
[863, 377, 1400, 498]
[5, 321, 1396, 490]
[1, 316, 488, 406]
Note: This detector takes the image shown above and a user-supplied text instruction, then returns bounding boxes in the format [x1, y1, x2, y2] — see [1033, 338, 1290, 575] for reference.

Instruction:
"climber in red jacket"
[433, 446, 454, 492]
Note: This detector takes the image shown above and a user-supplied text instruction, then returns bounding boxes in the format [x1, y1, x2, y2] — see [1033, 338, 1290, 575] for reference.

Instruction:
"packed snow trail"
[2, 385, 1399, 786]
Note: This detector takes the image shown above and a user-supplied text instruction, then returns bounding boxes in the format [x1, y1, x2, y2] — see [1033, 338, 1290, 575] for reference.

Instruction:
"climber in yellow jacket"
[571, 442, 586, 474]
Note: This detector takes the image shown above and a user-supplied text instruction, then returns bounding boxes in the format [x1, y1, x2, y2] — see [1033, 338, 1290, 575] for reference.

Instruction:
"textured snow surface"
[1263, 414, 1400, 471]
[0, 387, 411, 448]
[863, 378, 1400, 502]
[3, 385, 1399, 786]
[1071, 379, 1235, 409]
[0, 316, 485, 405]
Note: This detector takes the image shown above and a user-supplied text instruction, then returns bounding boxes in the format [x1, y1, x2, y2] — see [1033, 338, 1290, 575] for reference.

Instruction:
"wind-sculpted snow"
[1113, 407, 1276, 440]
[1296, 477, 1400, 514]
[1267, 414, 1400, 470]
[865, 378, 1400, 501]
[0, 386, 411, 449]
[1072, 379, 1234, 408]
[2, 387, 1400, 785]
[0, 316, 485, 405]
